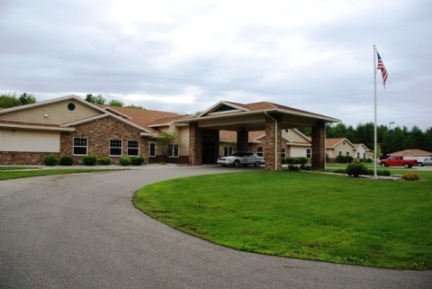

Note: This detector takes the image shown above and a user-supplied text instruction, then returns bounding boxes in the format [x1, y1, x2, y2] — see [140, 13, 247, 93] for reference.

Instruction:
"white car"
[417, 157, 432, 166]
[217, 151, 265, 167]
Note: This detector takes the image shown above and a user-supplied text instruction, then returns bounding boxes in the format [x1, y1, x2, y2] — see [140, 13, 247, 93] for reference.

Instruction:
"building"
[0, 96, 340, 171]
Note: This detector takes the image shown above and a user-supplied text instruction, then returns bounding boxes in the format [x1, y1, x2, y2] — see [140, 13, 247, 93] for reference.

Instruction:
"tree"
[155, 132, 177, 159]
[125, 104, 144, 109]
[19, 92, 36, 105]
[109, 99, 124, 107]
[0, 94, 21, 108]
[85, 94, 106, 104]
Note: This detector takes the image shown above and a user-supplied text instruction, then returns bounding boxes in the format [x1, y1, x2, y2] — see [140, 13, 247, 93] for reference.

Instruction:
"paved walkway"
[0, 165, 430, 289]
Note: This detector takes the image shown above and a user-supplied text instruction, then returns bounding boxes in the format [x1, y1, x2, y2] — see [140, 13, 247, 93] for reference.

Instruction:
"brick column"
[189, 122, 202, 165]
[264, 114, 282, 171]
[236, 127, 249, 151]
[311, 121, 326, 170]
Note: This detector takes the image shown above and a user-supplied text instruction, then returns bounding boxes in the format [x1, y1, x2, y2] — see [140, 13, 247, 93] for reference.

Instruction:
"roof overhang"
[0, 123, 75, 132]
[174, 109, 340, 131]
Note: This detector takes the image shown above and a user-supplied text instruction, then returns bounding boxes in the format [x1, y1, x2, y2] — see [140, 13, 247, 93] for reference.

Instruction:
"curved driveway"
[0, 166, 430, 289]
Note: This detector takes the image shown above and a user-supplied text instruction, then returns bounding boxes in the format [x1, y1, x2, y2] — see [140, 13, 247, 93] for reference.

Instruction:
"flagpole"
[373, 45, 378, 178]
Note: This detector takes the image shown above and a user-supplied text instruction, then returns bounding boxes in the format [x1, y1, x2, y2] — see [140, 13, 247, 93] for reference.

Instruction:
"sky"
[1, 0, 431, 130]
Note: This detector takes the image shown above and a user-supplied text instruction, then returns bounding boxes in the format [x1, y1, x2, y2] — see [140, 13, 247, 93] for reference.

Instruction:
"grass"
[0, 168, 117, 180]
[134, 170, 432, 270]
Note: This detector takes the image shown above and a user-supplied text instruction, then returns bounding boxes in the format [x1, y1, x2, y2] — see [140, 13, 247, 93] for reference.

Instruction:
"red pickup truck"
[379, 155, 417, 168]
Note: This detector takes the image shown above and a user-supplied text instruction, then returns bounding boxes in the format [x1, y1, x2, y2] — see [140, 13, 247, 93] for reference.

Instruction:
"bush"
[367, 169, 391, 177]
[401, 173, 420, 181]
[346, 161, 368, 177]
[59, 155, 73, 166]
[288, 165, 300, 171]
[43, 154, 59, 166]
[131, 156, 145, 166]
[99, 157, 112, 165]
[286, 157, 308, 165]
[336, 155, 354, 163]
[119, 157, 132, 166]
[83, 155, 97, 166]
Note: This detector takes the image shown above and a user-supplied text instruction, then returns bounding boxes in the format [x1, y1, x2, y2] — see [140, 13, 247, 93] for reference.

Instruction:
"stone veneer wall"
[0, 151, 51, 165]
[311, 121, 326, 169]
[264, 114, 282, 171]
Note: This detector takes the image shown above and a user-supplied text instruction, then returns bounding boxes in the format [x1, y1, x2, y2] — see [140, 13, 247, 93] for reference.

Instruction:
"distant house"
[389, 149, 432, 163]
[325, 138, 356, 161]
[353, 143, 370, 160]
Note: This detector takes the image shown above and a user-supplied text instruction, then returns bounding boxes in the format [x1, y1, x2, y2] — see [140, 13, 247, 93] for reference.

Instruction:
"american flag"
[376, 51, 388, 88]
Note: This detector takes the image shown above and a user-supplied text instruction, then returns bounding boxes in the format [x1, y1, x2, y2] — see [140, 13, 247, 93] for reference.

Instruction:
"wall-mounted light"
[44, 114, 48, 118]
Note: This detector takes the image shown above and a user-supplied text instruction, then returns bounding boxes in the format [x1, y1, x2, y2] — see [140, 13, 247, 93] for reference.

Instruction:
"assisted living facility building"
[0, 95, 340, 171]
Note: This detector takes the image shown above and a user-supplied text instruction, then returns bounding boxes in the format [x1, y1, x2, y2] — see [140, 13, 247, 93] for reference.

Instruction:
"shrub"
[59, 155, 73, 166]
[346, 161, 368, 177]
[288, 165, 300, 171]
[99, 157, 112, 165]
[336, 155, 354, 164]
[83, 155, 97, 166]
[131, 156, 145, 166]
[367, 169, 391, 177]
[43, 154, 59, 166]
[286, 157, 308, 165]
[119, 157, 132, 166]
[401, 173, 420, 181]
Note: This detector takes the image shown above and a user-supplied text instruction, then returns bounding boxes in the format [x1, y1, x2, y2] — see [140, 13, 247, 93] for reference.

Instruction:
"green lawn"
[134, 170, 432, 270]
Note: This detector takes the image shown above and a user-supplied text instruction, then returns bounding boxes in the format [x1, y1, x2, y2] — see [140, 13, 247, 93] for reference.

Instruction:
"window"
[338, 150, 342, 156]
[346, 151, 350, 156]
[223, 145, 233, 156]
[306, 149, 311, 159]
[110, 139, 122, 156]
[127, 140, 139, 156]
[73, 137, 87, 155]
[281, 148, 286, 159]
[149, 143, 156, 157]
[168, 144, 179, 157]
[257, 147, 263, 157]
[357, 152, 360, 159]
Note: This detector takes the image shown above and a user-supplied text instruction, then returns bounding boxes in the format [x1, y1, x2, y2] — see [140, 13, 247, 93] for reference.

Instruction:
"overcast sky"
[1, 0, 431, 130]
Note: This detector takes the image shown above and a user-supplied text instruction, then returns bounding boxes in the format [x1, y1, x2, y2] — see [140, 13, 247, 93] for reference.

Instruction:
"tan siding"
[0, 129, 60, 152]
[0, 100, 102, 125]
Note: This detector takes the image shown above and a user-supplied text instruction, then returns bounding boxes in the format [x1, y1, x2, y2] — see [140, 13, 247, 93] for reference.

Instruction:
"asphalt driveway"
[0, 165, 430, 289]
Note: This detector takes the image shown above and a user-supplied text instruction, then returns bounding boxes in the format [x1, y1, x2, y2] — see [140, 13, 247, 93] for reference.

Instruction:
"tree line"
[301, 123, 432, 157]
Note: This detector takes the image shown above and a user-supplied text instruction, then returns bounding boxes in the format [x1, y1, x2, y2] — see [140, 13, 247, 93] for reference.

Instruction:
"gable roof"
[326, 138, 355, 149]
[98, 105, 184, 129]
[0, 95, 106, 115]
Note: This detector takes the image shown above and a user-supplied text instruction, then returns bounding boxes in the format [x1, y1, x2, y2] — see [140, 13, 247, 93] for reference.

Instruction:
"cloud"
[0, 0, 431, 130]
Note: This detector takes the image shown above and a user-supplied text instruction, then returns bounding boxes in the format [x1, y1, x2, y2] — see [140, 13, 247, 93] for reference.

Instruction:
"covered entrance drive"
[176, 101, 339, 171]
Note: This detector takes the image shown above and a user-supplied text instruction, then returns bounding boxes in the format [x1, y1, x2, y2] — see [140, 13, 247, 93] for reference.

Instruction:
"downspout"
[265, 111, 278, 171]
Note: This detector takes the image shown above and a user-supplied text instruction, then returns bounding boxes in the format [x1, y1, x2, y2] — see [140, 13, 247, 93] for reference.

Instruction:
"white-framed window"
[257, 147, 263, 157]
[281, 148, 286, 158]
[168, 144, 179, 157]
[149, 143, 156, 157]
[110, 139, 122, 156]
[73, 137, 88, 156]
[346, 151, 350, 156]
[127, 140, 139, 156]
[223, 145, 233, 156]
[338, 150, 342, 156]
[306, 149, 311, 158]
[357, 152, 360, 159]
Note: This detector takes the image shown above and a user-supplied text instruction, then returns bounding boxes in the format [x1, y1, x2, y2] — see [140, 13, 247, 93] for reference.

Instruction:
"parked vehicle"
[217, 151, 265, 167]
[379, 155, 417, 168]
[417, 157, 432, 166]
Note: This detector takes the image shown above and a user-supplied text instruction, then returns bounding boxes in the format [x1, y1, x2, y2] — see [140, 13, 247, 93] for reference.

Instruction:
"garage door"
[0, 129, 60, 152]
